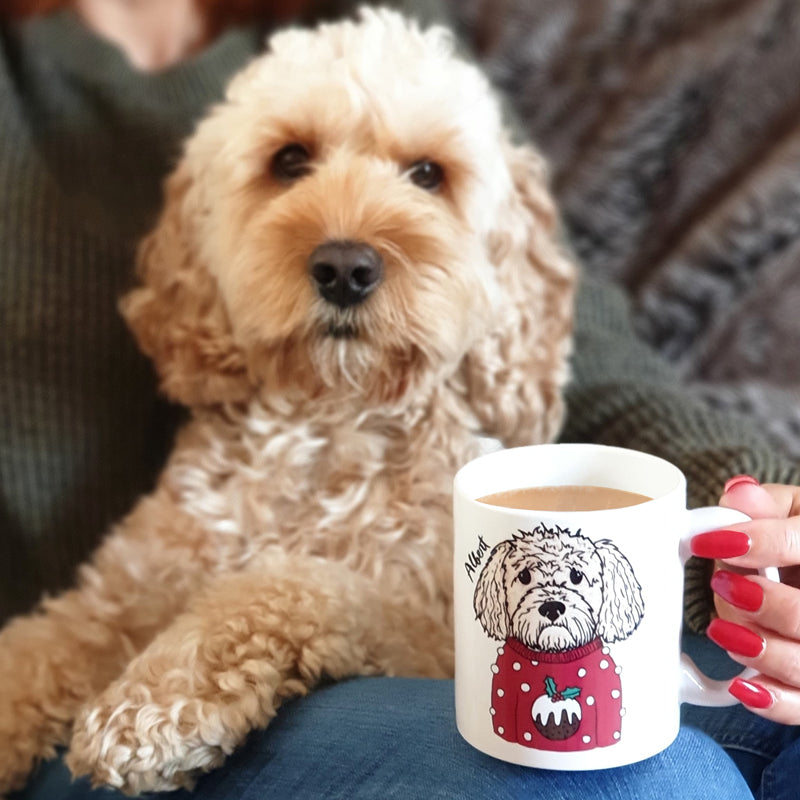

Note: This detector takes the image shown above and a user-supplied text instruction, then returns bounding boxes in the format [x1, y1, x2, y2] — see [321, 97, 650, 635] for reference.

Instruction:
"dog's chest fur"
[162, 388, 483, 607]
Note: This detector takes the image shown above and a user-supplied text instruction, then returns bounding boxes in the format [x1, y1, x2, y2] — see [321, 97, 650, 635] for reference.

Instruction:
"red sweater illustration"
[490, 637, 623, 751]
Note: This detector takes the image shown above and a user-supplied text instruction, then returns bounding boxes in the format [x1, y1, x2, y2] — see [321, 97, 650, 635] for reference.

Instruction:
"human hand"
[690, 475, 800, 722]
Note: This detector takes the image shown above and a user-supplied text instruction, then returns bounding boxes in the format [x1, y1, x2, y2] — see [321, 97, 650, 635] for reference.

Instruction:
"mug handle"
[678, 506, 779, 706]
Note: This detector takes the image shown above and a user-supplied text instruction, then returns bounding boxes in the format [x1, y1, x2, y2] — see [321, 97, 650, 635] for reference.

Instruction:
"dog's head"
[474, 524, 644, 652]
[122, 8, 575, 437]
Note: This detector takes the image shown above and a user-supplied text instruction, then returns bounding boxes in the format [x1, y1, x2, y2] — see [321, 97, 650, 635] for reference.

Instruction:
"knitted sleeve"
[562, 273, 800, 632]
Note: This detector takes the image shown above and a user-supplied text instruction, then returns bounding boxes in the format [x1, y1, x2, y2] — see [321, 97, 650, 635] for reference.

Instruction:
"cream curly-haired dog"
[0, 8, 575, 795]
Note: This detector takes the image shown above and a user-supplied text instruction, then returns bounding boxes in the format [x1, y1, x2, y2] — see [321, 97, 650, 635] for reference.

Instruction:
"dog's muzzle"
[309, 239, 383, 309]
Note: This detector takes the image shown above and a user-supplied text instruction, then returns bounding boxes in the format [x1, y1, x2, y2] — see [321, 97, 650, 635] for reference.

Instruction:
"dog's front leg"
[66, 551, 446, 794]
[0, 491, 211, 796]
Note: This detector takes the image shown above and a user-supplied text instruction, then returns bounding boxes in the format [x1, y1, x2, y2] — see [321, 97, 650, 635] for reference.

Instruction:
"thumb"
[719, 476, 781, 520]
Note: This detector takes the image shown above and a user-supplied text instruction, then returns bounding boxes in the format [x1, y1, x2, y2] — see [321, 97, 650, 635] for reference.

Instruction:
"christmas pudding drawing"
[474, 524, 644, 752]
[532, 677, 581, 740]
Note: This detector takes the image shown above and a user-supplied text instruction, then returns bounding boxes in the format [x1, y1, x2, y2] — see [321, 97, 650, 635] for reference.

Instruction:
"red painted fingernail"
[724, 475, 760, 493]
[690, 529, 751, 559]
[729, 677, 773, 709]
[711, 570, 764, 613]
[707, 618, 765, 658]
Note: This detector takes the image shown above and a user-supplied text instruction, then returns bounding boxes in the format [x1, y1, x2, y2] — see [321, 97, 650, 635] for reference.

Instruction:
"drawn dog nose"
[538, 601, 566, 623]
[308, 240, 383, 309]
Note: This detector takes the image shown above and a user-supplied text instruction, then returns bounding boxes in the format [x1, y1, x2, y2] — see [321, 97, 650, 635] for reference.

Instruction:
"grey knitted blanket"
[455, 0, 800, 459]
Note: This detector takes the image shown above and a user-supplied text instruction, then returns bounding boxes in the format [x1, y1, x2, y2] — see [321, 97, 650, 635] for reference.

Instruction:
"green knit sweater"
[1, 9, 798, 629]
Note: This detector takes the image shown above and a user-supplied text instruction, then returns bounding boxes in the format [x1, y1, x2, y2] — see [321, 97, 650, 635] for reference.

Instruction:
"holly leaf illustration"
[562, 687, 581, 699]
[544, 676, 557, 698]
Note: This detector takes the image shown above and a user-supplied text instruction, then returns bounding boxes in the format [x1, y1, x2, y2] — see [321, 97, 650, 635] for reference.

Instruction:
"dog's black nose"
[308, 240, 383, 309]
[538, 601, 566, 623]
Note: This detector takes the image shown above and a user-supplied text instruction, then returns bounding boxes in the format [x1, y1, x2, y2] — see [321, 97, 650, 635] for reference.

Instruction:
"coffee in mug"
[477, 485, 651, 512]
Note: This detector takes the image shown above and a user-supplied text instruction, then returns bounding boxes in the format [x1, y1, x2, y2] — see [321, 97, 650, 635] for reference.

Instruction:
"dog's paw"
[0, 742, 36, 798]
[0, 709, 61, 796]
[0, 735, 31, 797]
[66, 691, 227, 794]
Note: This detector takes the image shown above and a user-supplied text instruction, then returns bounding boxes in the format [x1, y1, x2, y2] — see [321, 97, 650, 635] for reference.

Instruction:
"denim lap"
[16, 674, 757, 800]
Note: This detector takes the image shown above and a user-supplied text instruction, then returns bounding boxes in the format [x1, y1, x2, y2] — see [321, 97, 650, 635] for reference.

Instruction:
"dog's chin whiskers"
[516, 607, 597, 653]
[335, 339, 366, 394]
[308, 329, 374, 396]
[534, 626, 575, 653]
[326, 322, 359, 339]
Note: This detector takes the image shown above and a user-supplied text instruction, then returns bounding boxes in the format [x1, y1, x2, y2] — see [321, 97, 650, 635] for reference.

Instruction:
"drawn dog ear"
[461, 141, 577, 447]
[119, 163, 253, 407]
[473, 539, 514, 640]
[595, 539, 645, 642]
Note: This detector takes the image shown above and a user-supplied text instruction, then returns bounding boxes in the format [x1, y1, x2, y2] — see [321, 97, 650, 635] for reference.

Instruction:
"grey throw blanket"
[455, 0, 800, 459]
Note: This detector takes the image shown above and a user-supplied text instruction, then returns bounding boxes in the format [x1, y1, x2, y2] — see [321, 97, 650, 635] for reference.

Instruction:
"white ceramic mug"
[453, 443, 777, 771]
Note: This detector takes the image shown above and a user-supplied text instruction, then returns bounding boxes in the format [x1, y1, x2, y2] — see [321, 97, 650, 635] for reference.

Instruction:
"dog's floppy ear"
[120, 164, 252, 407]
[473, 539, 514, 640]
[595, 539, 645, 642]
[462, 142, 577, 446]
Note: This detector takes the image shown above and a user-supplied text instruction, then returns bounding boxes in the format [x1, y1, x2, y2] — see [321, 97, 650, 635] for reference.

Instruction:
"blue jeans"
[13, 636, 800, 800]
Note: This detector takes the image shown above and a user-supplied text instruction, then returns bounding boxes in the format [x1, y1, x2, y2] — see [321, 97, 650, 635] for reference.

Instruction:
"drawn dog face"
[474, 524, 644, 652]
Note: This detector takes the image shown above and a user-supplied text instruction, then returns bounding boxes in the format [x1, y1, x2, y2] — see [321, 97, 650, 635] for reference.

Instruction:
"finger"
[706, 618, 800, 691]
[712, 571, 800, 641]
[691, 515, 800, 569]
[719, 478, 800, 520]
[728, 674, 800, 725]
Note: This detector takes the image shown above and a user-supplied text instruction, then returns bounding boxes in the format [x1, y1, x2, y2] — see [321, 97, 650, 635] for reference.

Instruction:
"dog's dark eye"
[518, 568, 532, 585]
[408, 160, 444, 191]
[570, 568, 583, 585]
[271, 144, 312, 182]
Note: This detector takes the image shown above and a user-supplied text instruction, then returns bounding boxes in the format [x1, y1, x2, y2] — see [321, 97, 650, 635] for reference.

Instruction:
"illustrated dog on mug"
[474, 523, 645, 751]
